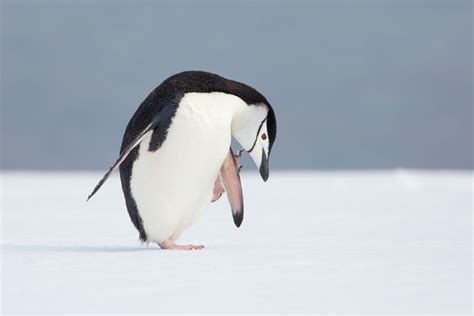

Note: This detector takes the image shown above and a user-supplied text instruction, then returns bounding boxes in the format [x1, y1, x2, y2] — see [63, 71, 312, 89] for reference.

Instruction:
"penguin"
[88, 71, 277, 250]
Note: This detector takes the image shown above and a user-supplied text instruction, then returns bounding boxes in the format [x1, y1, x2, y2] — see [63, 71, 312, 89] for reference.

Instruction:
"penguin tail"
[87, 121, 156, 201]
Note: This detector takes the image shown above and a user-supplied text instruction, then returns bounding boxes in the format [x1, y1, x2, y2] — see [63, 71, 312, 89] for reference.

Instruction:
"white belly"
[130, 93, 243, 243]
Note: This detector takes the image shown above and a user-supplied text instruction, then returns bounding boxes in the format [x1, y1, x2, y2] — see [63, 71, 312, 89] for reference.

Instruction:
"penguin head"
[232, 102, 277, 182]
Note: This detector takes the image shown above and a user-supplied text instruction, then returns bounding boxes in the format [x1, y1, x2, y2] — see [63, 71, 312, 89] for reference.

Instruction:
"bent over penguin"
[88, 71, 277, 250]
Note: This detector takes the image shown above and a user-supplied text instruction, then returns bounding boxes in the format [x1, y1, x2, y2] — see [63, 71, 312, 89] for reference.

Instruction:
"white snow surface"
[1, 170, 472, 314]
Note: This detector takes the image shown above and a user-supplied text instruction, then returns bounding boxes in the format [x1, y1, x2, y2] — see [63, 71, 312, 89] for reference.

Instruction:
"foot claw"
[234, 148, 245, 165]
[235, 148, 245, 157]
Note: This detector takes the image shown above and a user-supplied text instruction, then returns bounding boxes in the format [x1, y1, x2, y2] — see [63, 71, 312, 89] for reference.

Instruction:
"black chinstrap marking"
[247, 118, 267, 154]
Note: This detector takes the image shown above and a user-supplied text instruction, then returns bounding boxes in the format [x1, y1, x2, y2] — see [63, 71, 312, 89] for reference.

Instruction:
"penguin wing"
[220, 148, 244, 227]
[87, 113, 162, 201]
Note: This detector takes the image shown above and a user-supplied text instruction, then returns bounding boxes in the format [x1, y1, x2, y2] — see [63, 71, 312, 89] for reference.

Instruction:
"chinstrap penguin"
[88, 71, 277, 250]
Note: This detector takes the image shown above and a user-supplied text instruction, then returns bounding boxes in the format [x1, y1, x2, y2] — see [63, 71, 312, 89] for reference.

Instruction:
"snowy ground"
[1, 171, 472, 314]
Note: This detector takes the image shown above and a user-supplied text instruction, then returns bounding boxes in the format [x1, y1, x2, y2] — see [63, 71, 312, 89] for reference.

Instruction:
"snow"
[1, 170, 472, 314]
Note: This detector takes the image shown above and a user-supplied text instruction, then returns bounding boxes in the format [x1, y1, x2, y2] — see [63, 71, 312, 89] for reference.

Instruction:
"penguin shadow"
[1, 243, 157, 253]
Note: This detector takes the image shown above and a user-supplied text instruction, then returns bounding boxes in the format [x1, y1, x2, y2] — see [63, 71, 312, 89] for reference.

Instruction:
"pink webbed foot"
[158, 240, 204, 250]
[234, 148, 244, 167]
[211, 148, 244, 203]
[211, 176, 225, 202]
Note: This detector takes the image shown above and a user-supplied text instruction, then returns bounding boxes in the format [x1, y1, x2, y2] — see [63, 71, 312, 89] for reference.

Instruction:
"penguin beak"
[249, 147, 270, 182]
[259, 149, 269, 182]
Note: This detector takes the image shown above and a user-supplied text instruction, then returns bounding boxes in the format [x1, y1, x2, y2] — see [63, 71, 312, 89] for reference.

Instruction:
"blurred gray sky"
[1, 0, 472, 170]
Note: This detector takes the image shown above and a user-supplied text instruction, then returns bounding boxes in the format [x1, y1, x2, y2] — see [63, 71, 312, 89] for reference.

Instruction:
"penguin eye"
[261, 133, 267, 140]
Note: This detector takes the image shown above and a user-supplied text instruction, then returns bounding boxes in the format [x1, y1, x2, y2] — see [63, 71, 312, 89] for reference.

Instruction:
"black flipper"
[87, 114, 161, 201]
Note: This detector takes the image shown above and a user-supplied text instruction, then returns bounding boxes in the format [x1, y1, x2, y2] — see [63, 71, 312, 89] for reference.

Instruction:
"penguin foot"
[211, 176, 225, 202]
[234, 148, 244, 173]
[234, 148, 244, 165]
[212, 148, 244, 203]
[211, 148, 245, 202]
[158, 240, 204, 250]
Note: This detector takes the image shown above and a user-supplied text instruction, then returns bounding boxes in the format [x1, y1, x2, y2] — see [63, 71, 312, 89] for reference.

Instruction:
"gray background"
[1, 0, 472, 170]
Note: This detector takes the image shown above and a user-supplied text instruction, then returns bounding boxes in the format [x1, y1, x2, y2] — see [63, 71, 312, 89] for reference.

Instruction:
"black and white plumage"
[88, 71, 276, 249]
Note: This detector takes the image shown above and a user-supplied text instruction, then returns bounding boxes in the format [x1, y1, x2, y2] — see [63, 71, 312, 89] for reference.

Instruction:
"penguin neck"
[178, 91, 266, 150]
[179, 92, 248, 131]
